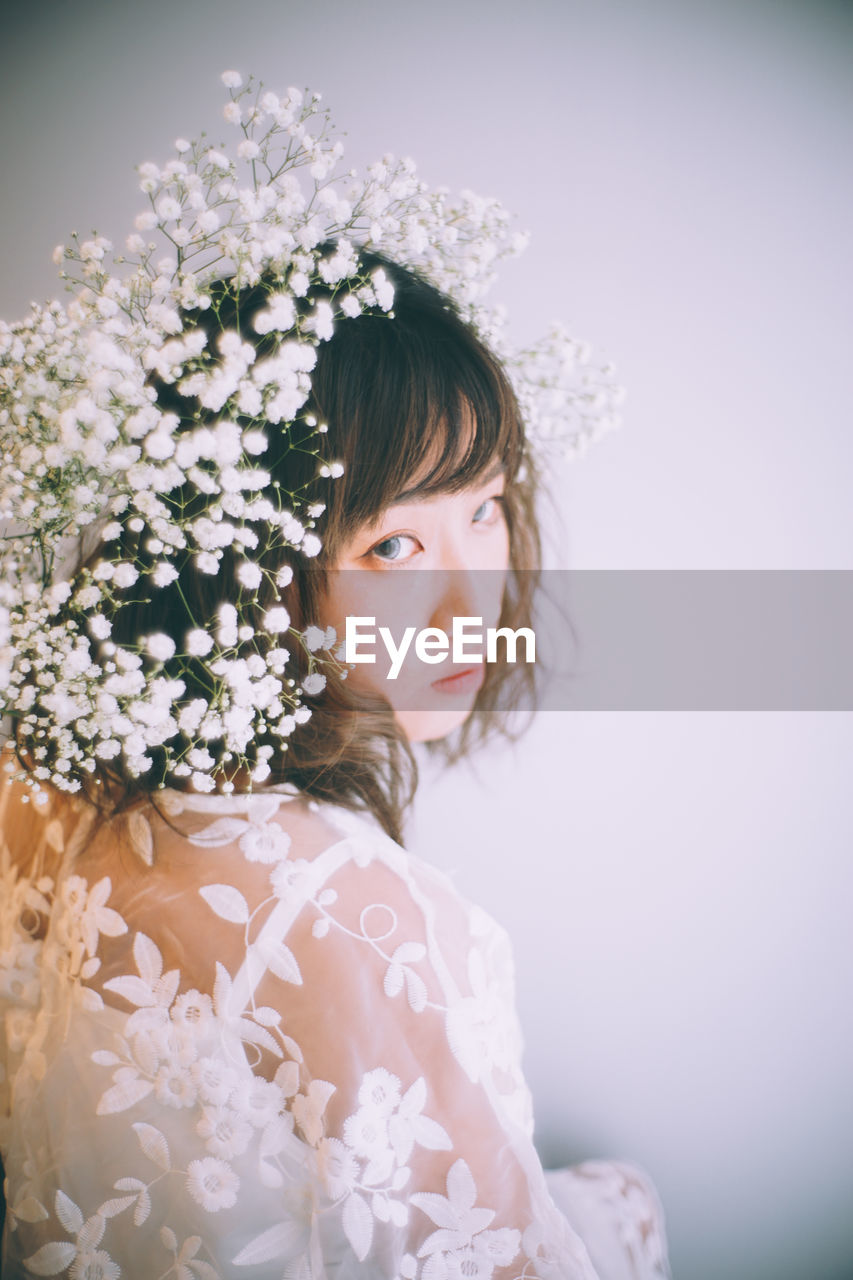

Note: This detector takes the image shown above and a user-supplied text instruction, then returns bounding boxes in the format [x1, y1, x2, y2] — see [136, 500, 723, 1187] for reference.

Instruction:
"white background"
[2, 2, 851, 1276]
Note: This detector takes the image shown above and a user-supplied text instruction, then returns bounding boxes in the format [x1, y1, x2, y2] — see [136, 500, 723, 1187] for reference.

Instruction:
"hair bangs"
[311, 264, 525, 553]
[388, 326, 522, 503]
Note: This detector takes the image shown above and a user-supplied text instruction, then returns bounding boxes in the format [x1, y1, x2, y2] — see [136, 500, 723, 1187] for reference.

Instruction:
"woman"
[0, 74, 669, 1278]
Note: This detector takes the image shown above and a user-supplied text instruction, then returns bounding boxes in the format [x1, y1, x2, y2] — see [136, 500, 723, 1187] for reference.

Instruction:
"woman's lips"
[429, 666, 485, 696]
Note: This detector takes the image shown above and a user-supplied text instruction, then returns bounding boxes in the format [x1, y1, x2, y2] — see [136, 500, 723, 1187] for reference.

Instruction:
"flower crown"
[0, 70, 623, 803]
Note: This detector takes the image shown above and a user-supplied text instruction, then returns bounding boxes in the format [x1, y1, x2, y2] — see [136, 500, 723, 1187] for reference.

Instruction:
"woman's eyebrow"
[389, 459, 505, 508]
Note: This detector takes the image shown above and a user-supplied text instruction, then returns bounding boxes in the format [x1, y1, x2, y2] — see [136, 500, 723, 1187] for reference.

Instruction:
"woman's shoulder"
[0, 750, 96, 880]
[136, 788, 488, 980]
[152, 785, 353, 862]
[148, 786, 458, 892]
[1, 765, 491, 991]
[1, 761, 482, 933]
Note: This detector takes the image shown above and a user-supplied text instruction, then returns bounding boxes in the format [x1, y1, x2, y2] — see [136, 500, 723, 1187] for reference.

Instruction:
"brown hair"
[20, 252, 540, 844]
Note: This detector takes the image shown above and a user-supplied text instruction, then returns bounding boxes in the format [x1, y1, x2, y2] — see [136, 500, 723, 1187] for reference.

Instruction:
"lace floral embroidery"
[1, 790, 671, 1279]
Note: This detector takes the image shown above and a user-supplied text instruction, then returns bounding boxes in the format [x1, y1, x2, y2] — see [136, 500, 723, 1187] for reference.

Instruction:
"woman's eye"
[367, 534, 419, 564]
[472, 496, 503, 525]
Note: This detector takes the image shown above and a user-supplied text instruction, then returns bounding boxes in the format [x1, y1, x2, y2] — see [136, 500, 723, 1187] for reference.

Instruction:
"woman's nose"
[427, 523, 507, 632]
[428, 568, 475, 632]
[427, 566, 506, 638]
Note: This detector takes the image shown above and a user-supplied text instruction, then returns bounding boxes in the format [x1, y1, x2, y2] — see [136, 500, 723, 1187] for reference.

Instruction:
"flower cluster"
[0, 70, 623, 800]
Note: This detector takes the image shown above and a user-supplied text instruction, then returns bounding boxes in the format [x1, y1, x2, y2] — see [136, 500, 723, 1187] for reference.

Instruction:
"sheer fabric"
[0, 768, 671, 1279]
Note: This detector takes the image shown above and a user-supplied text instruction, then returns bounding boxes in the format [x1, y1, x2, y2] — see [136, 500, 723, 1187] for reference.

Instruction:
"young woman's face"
[321, 462, 510, 741]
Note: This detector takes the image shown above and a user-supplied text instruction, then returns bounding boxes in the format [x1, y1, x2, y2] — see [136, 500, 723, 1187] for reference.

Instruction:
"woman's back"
[0, 767, 668, 1279]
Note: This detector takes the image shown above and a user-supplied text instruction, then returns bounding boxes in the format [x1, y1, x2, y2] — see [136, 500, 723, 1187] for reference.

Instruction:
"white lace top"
[0, 770, 671, 1279]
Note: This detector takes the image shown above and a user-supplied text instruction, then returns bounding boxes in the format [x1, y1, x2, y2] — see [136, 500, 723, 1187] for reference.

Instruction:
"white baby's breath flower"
[302, 626, 326, 652]
[46, 581, 73, 608]
[216, 604, 239, 648]
[2, 67, 614, 801]
[197, 209, 220, 234]
[144, 430, 175, 460]
[178, 699, 208, 734]
[152, 563, 180, 588]
[156, 196, 182, 223]
[236, 561, 262, 590]
[253, 293, 296, 335]
[263, 607, 290, 634]
[306, 300, 334, 342]
[195, 552, 220, 575]
[74, 586, 101, 610]
[372, 268, 394, 311]
[186, 629, 214, 657]
[146, 633, 176, 663]
[112, 564, 139, 589]
[241, 429, 267, 456]
[190, 772, 217, 794]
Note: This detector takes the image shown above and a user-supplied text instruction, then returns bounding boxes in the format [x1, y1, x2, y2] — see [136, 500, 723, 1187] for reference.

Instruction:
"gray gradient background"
[2, 1, 852, 1277]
